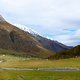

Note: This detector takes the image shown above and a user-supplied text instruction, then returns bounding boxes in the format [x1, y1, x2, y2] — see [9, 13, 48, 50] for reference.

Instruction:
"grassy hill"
[48, 45, 80, 59]
[0, 48, 53, 58]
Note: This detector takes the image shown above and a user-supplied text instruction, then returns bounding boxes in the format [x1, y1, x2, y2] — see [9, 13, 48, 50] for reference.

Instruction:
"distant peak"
[0, 15, 6, 22]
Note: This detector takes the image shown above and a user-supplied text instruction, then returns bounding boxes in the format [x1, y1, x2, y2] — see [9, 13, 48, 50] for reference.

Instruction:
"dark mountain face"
[32, 35, 70, 53]
[0, 16, 53, 58]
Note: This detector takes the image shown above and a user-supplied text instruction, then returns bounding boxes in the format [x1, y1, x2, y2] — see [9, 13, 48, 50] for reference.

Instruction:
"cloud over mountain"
[0, 0, 80, 46]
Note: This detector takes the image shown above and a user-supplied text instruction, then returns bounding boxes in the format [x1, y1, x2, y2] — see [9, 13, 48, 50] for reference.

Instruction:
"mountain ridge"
[0, 15, 73, 59]
[13, 23, 70, 52]
[0, 15, 54, 58]
[0, 15, 6, 22]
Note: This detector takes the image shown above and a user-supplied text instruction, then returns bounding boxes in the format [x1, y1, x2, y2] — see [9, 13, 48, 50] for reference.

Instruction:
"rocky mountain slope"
[14, 24, 70, 52]
[0, 15, 53, 58]
[34, 35, 70, 52]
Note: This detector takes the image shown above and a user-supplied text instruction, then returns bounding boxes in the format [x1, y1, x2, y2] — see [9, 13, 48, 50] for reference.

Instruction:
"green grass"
[0, 55, 80, 80]
[0, 70, 79, 80]
[0, 55, 80, 68]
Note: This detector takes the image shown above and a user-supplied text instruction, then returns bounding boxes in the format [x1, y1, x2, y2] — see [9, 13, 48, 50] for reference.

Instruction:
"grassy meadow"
[0, 70, 80, 80]
[0, 55, 80, 68]
[0, 55, 80, 80]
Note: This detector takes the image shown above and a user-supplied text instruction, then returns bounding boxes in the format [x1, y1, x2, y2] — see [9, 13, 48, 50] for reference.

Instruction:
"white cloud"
[53, 35, 72, 45]
[0, 0, 80, 46]
[53, 29, 80, 46]
[75, 29, 80, 37]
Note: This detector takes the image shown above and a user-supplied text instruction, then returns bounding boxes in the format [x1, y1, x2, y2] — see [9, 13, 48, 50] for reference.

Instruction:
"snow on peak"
[13, 23, 39, 36]
[13, 23, 54, 40]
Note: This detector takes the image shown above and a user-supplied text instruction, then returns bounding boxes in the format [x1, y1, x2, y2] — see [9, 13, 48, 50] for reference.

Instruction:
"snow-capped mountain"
[13, 24, 39, 37]
[13, 23, 71, 52]
[0, 15, 53, 58]
[13, 24, 54, 39]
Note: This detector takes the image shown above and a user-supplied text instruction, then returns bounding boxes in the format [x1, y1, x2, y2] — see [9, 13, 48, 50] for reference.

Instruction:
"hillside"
[34, 35, 70, 52]
[0, 15, 53, 58]
[48, 45, 80, 59]
[14, 24, 71, 52]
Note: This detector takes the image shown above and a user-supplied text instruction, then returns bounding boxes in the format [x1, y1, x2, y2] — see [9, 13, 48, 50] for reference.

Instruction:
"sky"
[0, 0, 80, 46]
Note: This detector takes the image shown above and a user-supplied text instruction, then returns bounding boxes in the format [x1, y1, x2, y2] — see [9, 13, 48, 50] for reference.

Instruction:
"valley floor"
[0, 55, 80, 80]
[0, 70, 80, 80]
[0, 55, 80, 68]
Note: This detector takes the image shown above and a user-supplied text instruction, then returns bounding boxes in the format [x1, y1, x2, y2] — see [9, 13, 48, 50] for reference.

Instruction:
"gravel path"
[0, 68, 80, 71]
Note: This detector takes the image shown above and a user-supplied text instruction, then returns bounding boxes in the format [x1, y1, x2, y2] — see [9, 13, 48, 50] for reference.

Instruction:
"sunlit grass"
[0, 70, 80, 80]
[0, 55, 80, 68]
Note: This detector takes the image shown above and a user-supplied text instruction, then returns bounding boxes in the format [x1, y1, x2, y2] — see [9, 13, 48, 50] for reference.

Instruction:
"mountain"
[33, 35, 70, 52]
[48, 45, 80, 59]
[0, 15, 5, 22]
[13, 24, 39, 37]
[0, 15, 53, 58]
[14, 24, 70, 52]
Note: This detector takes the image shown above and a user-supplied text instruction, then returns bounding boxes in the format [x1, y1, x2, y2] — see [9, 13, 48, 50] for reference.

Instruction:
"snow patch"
[13, 24, 39, 37]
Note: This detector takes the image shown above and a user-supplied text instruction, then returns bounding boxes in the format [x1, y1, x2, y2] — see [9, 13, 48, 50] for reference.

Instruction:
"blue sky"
[0, 0, 80, 46]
